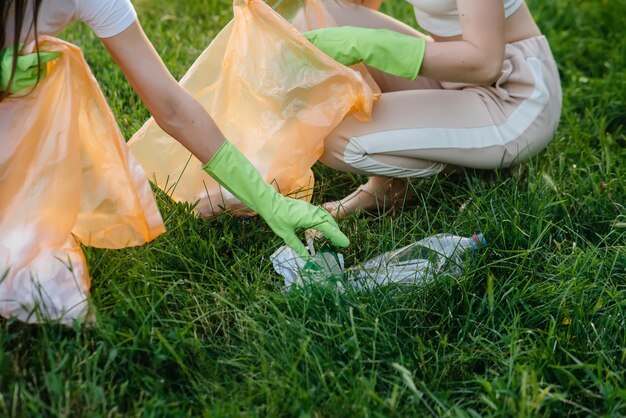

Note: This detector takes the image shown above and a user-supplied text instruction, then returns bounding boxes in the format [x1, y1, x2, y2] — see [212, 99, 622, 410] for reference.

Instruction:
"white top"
[4, 0, 137, 46]
[407, 0, 524, 37]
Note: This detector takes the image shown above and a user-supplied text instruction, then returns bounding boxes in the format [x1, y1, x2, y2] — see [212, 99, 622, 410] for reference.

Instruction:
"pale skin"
[99, 20, 348, 254]
[102, 3, 542, 220]
[321, 0, 543, 217]
[361, 0, 542, 84]
[101, 21, 225, 165]
[99, 1, 540, 169]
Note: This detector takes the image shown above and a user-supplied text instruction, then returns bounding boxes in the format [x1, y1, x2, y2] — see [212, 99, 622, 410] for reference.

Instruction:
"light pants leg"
[319, 1, 562, 178]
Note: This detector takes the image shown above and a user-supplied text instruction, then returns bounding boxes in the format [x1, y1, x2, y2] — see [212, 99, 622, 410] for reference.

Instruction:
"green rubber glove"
[303, 26, 426, 80]
[203, 141, 350, 259]
[0, 44, 61, 94]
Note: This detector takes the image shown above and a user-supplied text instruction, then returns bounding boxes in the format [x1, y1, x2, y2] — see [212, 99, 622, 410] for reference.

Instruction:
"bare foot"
[322, 176, 412, 219]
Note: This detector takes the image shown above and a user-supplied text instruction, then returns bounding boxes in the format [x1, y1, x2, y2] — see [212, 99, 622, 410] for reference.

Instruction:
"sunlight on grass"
[1, 0, 625, 416]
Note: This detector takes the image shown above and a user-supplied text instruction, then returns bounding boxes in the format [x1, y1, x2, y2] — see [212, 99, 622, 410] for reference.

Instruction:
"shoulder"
[74, 0, 138, 38]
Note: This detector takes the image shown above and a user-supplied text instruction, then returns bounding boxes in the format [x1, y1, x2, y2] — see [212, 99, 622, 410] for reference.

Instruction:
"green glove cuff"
[1, 44, 61, 94]
[304, 27, 426, 80]
[201, 141, 231, 180]
[201, 140, 274, 219]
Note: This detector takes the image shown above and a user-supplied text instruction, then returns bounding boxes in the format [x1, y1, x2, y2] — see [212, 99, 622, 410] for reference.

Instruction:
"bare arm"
[101, 21, 225, 164]
[419, 0, 505, 85]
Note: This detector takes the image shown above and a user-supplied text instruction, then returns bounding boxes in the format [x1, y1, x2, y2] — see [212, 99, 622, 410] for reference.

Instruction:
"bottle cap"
[471, 232, 487, 249]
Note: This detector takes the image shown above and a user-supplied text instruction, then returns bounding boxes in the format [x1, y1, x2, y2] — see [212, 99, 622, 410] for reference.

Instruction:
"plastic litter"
[0, 38, 165, 325]
[271, 241, 345, 290]
[128, 0, 376, 218]
[271, 233, 486, 291]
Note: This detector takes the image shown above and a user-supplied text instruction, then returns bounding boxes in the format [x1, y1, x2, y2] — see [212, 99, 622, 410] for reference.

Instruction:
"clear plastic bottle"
[348, 233, 486, 287]
[272, 233, 486, 291]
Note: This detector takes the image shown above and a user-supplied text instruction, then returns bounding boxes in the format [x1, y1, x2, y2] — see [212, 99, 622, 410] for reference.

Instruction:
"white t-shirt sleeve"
[74, 0, 138, 38]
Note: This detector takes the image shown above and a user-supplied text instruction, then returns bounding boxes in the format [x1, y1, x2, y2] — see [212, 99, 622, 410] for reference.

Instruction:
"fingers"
[306, 209, 350, 248]
[282, 233, 311, 261]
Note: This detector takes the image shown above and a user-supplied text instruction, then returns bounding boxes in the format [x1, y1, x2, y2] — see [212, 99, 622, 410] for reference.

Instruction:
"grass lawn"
[1, 0, 625, 416]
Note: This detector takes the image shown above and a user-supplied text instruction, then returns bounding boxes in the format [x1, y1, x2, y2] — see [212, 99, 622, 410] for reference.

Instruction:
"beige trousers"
[319, 1, 562, 178]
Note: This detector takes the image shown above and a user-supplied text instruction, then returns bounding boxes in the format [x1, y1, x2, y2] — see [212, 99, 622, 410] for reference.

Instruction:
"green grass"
[2, 0, 625, 416]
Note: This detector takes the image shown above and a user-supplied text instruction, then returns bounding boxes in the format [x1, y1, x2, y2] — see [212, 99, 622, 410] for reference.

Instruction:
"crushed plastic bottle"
[271, 241, 345, 290]
[271, 233, 486, 291]
[347, 233, 486, 288]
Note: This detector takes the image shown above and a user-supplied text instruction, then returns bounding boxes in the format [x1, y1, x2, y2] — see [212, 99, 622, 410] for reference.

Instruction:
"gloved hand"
[303, 26, 426, 80]
[203, 141, 350, 259]
[0, 44, 61, 93]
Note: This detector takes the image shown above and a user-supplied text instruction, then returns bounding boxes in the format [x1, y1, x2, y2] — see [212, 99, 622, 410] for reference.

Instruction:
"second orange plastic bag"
[0, 37, 165, 324]
[129, 0, 375, 217]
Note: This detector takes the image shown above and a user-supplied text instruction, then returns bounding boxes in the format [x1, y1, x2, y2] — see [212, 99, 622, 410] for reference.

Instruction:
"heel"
[322, 178, 415, 220]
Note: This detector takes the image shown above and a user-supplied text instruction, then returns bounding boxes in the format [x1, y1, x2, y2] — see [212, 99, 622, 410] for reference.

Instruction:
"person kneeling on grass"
[303, 0, 562, 219]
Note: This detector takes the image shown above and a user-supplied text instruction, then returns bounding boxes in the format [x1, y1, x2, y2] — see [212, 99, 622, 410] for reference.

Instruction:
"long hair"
[1, 0, 42, 102]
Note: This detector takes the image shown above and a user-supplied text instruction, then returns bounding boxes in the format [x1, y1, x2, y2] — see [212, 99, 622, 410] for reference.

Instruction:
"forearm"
[419, 0, 505, 85]
[102, 22, 225, 164]
[151, 90, 225, 164]
[419, 40, 503, 85]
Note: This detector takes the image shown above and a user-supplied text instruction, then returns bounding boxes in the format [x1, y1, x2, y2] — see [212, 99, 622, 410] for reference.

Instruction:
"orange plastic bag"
[0, 37, 165, 324]
[274, 0, 381, 102]
[129, 0, 376, 217]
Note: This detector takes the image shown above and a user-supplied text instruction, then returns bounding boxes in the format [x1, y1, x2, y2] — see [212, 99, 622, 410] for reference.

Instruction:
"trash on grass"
[272, 233, 487, 291]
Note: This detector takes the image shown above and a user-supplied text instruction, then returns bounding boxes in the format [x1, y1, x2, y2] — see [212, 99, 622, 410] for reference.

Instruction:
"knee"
[319, 133, 375, 176]
[319, 132, 350, 170]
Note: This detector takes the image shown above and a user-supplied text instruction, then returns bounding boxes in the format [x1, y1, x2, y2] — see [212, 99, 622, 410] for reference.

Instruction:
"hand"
[303, 26, 366, 67]
[0, 45, 61, 93]
[303, 26, 426, 80]
[263, 195, 349, 260]
[203, 141, 349, 260]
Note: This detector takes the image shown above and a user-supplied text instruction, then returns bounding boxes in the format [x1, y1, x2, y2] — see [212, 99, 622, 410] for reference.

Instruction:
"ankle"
[365, 176, 407, 198]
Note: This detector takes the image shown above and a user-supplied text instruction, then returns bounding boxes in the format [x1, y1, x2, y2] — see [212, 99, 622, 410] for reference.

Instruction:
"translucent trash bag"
[0, 37, 165, 324]
[273, 0, 382, 98]
[128, 0, 376, 217]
